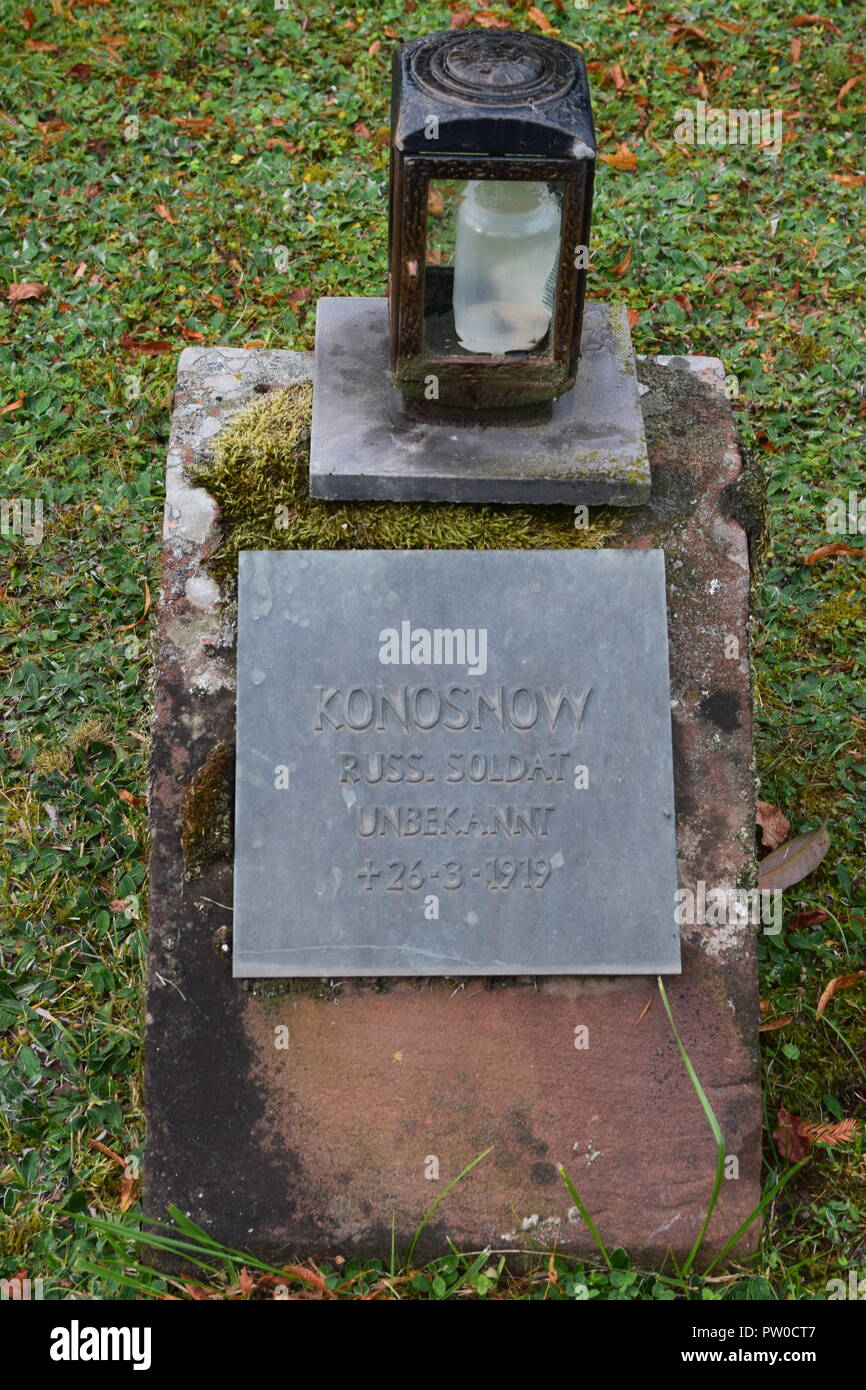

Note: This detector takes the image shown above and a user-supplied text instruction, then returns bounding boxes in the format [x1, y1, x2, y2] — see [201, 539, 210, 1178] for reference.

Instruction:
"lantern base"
[308, 297, 651, 506]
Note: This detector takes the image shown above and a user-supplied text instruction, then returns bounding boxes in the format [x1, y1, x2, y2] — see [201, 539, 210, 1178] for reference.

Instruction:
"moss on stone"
[193, 381, 624, 590]
[181, 740, 234, 878]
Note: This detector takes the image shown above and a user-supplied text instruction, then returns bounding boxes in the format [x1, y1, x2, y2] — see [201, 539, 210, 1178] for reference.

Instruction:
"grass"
[1, 0, 864, 1299]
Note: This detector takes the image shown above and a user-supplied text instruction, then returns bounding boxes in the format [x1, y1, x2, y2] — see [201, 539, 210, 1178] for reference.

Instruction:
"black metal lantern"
[388, 30, 596, 414]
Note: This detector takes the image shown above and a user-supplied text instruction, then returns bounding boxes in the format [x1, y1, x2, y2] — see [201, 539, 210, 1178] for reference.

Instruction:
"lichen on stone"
[193, 380, 624, 590]
[181, 740, 234, 878]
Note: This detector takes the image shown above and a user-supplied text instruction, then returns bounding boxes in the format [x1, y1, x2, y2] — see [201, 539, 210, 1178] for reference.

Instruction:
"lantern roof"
[391, 30, 596, 162]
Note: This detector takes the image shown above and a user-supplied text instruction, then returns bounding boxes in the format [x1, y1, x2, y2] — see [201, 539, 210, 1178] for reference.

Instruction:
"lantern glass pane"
[424, 178, 564, 357]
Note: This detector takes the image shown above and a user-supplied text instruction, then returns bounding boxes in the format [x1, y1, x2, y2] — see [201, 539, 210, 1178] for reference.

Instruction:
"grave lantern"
[388, 30, 596, 414]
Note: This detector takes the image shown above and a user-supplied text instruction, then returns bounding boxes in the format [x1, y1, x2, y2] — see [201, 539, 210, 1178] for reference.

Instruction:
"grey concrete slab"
[233, 548, 679, 976]
[309, 298, 651, 505]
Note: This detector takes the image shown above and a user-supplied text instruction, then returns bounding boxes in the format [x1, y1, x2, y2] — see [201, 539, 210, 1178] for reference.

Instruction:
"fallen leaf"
[790, 37, 802, 62]
[118, 789, 146, 808]
[759, 1015, 794, 1031]
[24, 39, 59, 52]
[828, 171, 866, 188]
[610, 63, 628, 90]
[756, 800, 791, 850]
[264, 136, 301, 155]
[474, 10, 512, 27]
[674, 291, 693, 316]
[119, 1173, 138, 1212]
[816, 971, 866, 1017]
[181, 328, 205, 341]
[449, 9, 472, 28]
[368, 39, 380, 55]
[712, 18, 746, 33]
[599, 142, 637, 171]
[667, 23, 709, 44]
[611, 247, 632, 278]
[527, 7, 555, 31]
[627, 307, 640, 329]
[89, 1138, 126, 1168]
[788, 908, 830, 929]
[788, 14, 841, 33]
[804, 541, 866, 564]
[117, 579, 151, 632]
[353, 120, 372, 140]
[120, 334, 173, 355]
[204, 292, 225, 309]
[67, 62, 91, 81]
[155, 203, 177, 224]
[7, 282, 47, 303]
[836, 75, 863, 109]
[20, 8, 36, 30]
[758, 825, 831, 892]
[172, 116, 215, 135]
[773, 1108, 811, 1162]
[237, 1267, 255, 1297]
[0, 395, 25, 415]
[801, 1118, 859, 1145]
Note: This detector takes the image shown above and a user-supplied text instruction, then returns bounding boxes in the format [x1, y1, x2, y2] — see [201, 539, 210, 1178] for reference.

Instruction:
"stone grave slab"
[233, 548, 679, 976]
[145, 344, 760, 1266]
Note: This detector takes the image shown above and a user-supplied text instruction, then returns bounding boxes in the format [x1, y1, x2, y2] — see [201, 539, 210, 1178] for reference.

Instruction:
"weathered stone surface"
[145, 344, 760, 1265]
[309, 298, 651, 505]
[234, 548, 680, 976]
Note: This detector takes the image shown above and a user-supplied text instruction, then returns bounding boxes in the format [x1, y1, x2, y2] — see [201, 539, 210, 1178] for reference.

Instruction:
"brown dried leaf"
[790, 37, 802, 62]
[155, 203, 177, 224]
[117, 578, 151, 632]
[816, 971, 866, 1018]
[474, 10, 512, 28]
[756, 800, 791, 850]
[805, 541, 866, 564]
[759, 1015, 794, 1032]
[788, 908, 830, 929]
[449, 9, 472, 28]
[611, 247, 632, 278]
[758, 825, 831, 892]
[836, 75, 863, 109]
[599, 142, 637, 171]
[527, 7, 555, 31]
[172, 116, 214, 135]
[20, 8, 35, 30]
[772, 1109, 812, 1163]
[789, 14, 841, 32]
[0, 395, 25, 416]
[800, 1118, 859, 1146]
[7, 282, 47, 302]
[120, 334, 173, 355]
[828, 172, 866, 188]
[24, 38, 59, 52]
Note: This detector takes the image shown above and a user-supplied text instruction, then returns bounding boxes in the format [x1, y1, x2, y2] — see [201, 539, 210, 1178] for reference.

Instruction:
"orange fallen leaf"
[0, 395, 25, 416]
[836, 75, 863, 109]
[24, 38, 59, 52]
[89, 1138, 126, 1168]
[474, 10, 512, 28]
[611, 247, 632, 278]
[118, 789, 146, 808]
[828, 171, 866, 188]
[20, 8, 36, 30]
[120, 334, 173, 355]
[528, 7, 555, 32]
[674, 291, 693, 316]
[712, 18, 746, 34]
[7, 282, 47, 303]
[117, 578, 151, 632]
[816, 971, 866, 1017]
[600, 142, 637, 171]
[627, 307, 640, 329]
[119, 1172, 138, 1212]
[155, 203, 177, 224]
[790, 37, 802, 62]
[759, 1015, 794, 1032]
[789, 14, 841, 32]
[450, 9, 472, 28]
[264, 136, 301, 154]
[801, 1118, 859, 1146]
[181, 328, 206, 342]
[804, 541, 866, 564]
[353, 120, 372, 140]
[756, 800, 790, 850]
[368, 39, 381, 55]
[172, 116, 214, 135]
